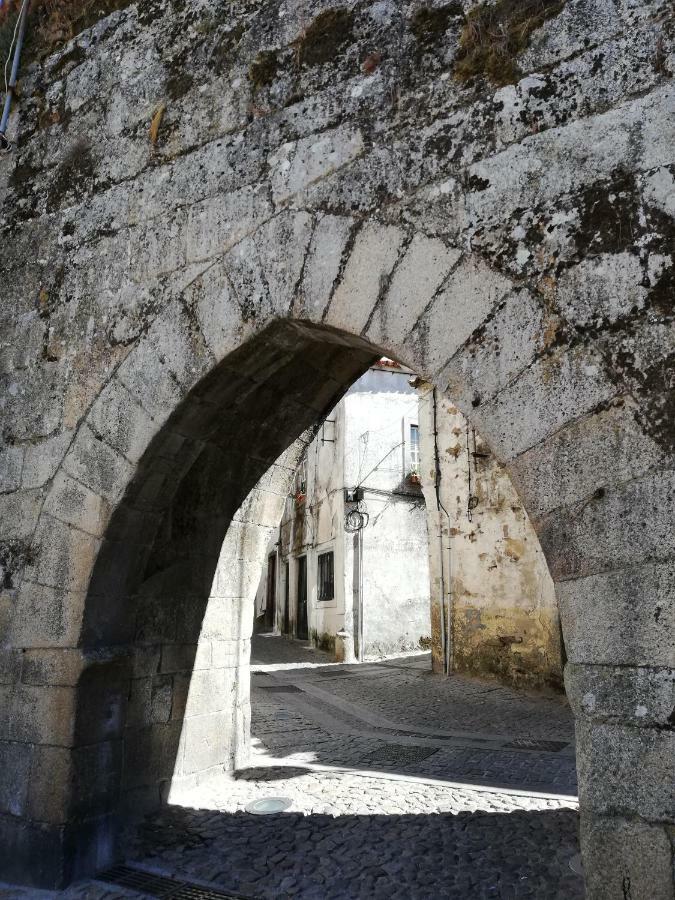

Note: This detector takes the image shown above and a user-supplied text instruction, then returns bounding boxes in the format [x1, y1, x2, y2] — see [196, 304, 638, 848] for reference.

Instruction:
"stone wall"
[0, 0, 673, 894]
[417, 384, 562, 690]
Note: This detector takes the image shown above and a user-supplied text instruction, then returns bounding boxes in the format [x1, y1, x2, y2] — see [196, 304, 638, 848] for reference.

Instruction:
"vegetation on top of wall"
[292, 7, 354, 67]
[454, 0, 566, 85]
[0, 0, 134, 62]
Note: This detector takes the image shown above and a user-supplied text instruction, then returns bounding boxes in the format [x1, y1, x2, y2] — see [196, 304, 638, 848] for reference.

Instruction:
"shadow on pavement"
[123, 805, 584, 900]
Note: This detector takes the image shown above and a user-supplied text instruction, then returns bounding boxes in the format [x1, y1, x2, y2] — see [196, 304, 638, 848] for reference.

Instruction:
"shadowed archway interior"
[70, 322, 379, 882]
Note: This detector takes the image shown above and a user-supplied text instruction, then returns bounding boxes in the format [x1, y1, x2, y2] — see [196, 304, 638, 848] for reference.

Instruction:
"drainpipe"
[0, 0, 30, 150]
[432, 388, 453, 676]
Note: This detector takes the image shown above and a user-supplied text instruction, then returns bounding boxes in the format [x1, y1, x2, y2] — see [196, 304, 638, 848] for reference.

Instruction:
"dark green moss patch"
[411, 4, 463, 48]
[293, 7, 353, 67]
[454, 0, 566, 86]
[249, 50, 279, 91]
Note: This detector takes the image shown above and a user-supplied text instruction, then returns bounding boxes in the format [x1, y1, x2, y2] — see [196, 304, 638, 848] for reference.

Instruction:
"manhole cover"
[316, 668, 353, 677]
[97, 864, 250, 898]
[502, 738, 568, 752]
[360, 744, 439, 767]
[245, 796, 293, 815]
[259, 684, 303, 693]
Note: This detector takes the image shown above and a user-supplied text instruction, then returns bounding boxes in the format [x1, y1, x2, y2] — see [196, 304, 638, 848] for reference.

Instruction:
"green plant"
[454, 0, 566, 86]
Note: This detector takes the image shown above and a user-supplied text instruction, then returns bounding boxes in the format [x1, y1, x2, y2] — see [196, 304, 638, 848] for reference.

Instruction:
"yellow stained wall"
[417, 384, 563, 691]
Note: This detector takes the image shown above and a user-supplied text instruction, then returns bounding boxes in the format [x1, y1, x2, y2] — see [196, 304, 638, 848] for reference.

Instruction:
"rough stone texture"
[0, 0, 673, 894]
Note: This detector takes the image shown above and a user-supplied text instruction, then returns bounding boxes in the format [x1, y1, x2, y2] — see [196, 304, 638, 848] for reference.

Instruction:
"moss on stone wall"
[293, 7, 353, 67]
[410, 4, 463, 48]
[249, 49, 279, 91]
[0, 0, 135, 62]
[454, 0, 566, 85]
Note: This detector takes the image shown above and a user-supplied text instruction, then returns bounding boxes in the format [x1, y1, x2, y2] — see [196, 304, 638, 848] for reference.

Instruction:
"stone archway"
[0, 1, 673, 895]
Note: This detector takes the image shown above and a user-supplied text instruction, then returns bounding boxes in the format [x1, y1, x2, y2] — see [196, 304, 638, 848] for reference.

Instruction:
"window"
[317, 551, 334, 602]
[293, 456, 307, 497]
[408, 423, 420, 472]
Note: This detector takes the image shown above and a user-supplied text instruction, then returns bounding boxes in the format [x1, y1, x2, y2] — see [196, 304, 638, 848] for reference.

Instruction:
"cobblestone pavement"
[4, 635, 584, 899]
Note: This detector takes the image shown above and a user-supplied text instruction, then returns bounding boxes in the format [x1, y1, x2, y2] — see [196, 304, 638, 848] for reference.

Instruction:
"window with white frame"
[408, 423, 420, 473]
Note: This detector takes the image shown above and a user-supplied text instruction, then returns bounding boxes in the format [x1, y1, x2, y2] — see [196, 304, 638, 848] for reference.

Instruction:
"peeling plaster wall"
[418, 384, 562, 690]
[256, 366, 431, 658]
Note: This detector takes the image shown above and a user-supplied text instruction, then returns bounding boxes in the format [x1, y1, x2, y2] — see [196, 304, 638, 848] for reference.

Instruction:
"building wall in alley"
[255, 364, 431, 660]
[417, 384, 562, 691]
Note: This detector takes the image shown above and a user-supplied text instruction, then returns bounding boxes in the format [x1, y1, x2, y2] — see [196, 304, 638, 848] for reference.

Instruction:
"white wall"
[255, 364, 432, 659]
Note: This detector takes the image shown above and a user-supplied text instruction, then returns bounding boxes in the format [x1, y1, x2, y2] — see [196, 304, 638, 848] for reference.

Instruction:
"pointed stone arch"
[0, 1, 673, 894]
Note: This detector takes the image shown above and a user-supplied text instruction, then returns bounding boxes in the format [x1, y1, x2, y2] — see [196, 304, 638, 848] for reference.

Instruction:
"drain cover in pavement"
[97, 864, 249, 898]
[502, 738, 568, 752]
[316, 668, 353, 677]
[245, 796, 293, 814]
[361, 744, 439, 767]
[259, 684, 303, 693]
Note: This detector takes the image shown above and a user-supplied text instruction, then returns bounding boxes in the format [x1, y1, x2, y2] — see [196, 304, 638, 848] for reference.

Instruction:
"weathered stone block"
[0, 489, 43, 541]
[21, 649, 86, 687]
[295, 213, 354, 321]
[178, 711, 232, 775]
[42, 472, 110, 538]
[538, 469, 675, 582]
[365, 235, 461, 350]
[470, 345, 616, 464]
[324, 221, 405, 336]
[0, 740, 31, 817]
[566, 663, 675, 728]
[185, 184, 273, 263]
[576, 720, 675, 822]
[183, 668, 234, 718]
[557, 561, 675, 667]
[61, 425, 134, 506]
[9, 581, 86, 649]
[86, 378, 157, 466]
[269, 127, 364, 206]
[22, 515, 100, 595]
[510, 400, 669, 520]
[409, 255, 509, 378]
[581, 817, 675, 900]
[9, 684, 76, 746]
[0, 446, 24, 492]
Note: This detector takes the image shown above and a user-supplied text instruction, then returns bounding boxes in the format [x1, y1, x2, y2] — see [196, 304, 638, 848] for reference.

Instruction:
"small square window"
[317, 551, 334, 602]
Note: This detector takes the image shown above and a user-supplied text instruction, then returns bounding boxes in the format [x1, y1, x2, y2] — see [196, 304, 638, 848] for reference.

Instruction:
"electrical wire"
[1, 0, 29, 147]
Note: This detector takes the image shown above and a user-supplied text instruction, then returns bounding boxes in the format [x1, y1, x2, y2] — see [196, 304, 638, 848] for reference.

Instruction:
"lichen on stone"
[292, 7, 354, 67]
[454, 0, 566, 86]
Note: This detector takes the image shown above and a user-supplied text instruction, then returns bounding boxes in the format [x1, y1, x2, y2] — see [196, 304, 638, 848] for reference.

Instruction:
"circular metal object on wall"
[245, 797, 293, 815]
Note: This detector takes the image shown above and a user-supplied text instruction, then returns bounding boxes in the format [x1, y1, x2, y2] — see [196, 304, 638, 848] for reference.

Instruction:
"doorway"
[283, 560, 290, 635]
[264, 552, 276, 629]
[296, 555, 308, 640]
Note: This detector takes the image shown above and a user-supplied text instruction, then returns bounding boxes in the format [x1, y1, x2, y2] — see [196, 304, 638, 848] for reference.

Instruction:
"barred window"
[317, 551, 334, 602]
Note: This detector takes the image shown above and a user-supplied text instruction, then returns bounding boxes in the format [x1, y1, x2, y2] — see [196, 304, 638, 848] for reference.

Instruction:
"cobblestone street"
[4, 636, 583, 899]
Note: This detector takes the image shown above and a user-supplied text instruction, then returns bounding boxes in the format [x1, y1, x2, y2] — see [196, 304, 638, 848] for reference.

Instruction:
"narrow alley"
[18, 635, 584, 900]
